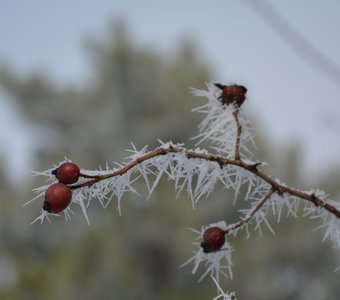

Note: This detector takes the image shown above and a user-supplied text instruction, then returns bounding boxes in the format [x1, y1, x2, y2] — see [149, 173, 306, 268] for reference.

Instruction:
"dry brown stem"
[71, 145, 340, 219]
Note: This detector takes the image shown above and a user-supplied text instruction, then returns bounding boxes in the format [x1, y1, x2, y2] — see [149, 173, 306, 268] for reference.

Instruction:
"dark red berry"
[43, 183, 72, 213]
[201, 226, 226, 253]
[214, 83, 247, 107]
[54, 162, 80, 184]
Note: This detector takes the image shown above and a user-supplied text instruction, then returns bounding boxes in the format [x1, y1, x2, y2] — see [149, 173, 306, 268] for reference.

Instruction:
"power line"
[241, 0, 340, 88]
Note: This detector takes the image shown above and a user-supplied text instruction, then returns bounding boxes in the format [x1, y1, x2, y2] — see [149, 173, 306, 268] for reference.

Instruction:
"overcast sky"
[1, 0, 340, 181]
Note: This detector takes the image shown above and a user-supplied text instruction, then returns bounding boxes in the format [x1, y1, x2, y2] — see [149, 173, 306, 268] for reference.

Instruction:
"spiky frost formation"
[29, 156, 142, 224]
[303, 189, 340, 250]
[30, 141, 266, 224]
[191, 82, 256, 159]
[180, 221, 233, 284]
[211, 276, 237, 300]
[29, 82, 340, 300]
[30, 144, 340, 253]
[30, 159, 95, 224]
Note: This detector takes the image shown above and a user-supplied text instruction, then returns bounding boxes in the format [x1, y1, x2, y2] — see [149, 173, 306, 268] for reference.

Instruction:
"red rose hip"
[201, 226, 226, 253]
[214, 83, 247, 107]
[53, 162, 80, 184]
[43, 183, 72, 213]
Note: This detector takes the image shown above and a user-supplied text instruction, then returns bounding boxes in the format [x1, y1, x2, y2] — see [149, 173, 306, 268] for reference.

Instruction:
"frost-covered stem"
[69, 147, 171, 190]
[79, 173, 101, 179]
[68, 145, 340, 218]
[225, 188, 274, 234]
[233, 110, 242, 160]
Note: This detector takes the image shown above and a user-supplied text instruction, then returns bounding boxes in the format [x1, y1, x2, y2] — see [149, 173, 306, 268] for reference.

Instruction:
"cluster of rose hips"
[43, 162, 81, 213]
[44, 162, 227, 252]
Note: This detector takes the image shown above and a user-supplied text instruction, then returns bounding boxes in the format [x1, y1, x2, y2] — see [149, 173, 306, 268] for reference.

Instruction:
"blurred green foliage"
[0, 21, 339, 300]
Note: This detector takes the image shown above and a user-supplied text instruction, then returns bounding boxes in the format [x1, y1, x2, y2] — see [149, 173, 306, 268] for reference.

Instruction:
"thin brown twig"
[224, 188, 275, 234]
[70, 145, 340, 219]
[233, 110, 242, 160]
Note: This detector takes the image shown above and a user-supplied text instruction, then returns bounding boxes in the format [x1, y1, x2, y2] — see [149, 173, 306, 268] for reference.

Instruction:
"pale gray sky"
[1, 0, 340, 180]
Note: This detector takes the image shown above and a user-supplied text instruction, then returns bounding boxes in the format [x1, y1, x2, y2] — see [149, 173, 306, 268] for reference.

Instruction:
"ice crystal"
[191, 82, 256, 159]
[303, 190, 340, 250]
[211, 276, 237, 300]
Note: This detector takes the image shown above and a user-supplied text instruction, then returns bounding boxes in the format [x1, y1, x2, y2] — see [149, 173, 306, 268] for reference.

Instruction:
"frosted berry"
[201, 226, 226, 253]
[43, 183, 72, 213]
[214, 83, 247, 107]
[52, 162, 80, 184]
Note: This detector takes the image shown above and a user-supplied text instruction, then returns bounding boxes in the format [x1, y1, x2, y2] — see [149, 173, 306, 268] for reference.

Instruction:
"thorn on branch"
[310, 193, 321, 207]
[157, 147, 168, 156]
[186, 153, 194, 160]
[249, 162, 262, 172]
[272, 184, 284, 196]
[215, 156, 225, 169]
